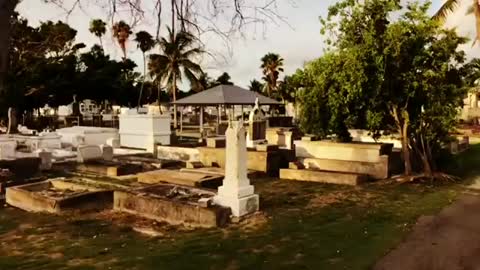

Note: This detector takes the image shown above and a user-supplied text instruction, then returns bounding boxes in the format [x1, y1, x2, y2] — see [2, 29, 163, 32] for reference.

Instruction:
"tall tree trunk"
[171, 0, 175, 34]
[392, 106, 412, 176]
[0, 0, 18, 134]
[401, 123, 412, 176]
[137, 52, 146, 109]
[172, 74, 177, 129]
[99, 37, 103, 50]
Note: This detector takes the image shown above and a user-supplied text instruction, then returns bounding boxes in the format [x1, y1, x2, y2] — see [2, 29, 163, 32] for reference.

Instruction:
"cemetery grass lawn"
[1, 146, 479, 270]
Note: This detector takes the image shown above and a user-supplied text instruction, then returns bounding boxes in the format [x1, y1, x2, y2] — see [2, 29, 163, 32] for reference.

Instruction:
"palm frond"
[179, 59, 203, 74]
[432, 0, 461, 22]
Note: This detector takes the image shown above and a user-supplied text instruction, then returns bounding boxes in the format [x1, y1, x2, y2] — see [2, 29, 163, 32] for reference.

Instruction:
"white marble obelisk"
[214, 120, 259, 217]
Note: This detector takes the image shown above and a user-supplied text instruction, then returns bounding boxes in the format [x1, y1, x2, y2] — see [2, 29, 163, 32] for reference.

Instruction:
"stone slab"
[137, 169, 223, 188]
[302, 156, 389, 180]
[156, 146, 200, 162]
[280, 168, 367, 186]
[74, 161, 144, 177]
[255, 144, 279, 152]
[180, 167, 260, 178]
[114, 184, 230, 228]
[186, 161, 204, 169]
[294, 140, 393, 163]
[198, 147, 285, 177]
[206, 137, 226, 148]
[6, 179, 113, 213]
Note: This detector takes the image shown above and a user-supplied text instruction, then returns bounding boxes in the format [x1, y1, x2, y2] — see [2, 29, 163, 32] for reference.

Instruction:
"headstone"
[0, 140, 16, 159]
[77, 145, 103, 163]
[214, 120, 259, 217]
[38, 150, 53, 170]
[72, 95, 81, 116]
[246, 98, 267, 148]
[73, 135, 86, 146]
[106, 137, 120, 148]
[101, 144, 114, 161]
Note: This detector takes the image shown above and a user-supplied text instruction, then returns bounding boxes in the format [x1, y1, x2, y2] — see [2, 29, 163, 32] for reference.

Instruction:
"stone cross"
[246, 98, 267, 148]
[214, 120, 259, 217]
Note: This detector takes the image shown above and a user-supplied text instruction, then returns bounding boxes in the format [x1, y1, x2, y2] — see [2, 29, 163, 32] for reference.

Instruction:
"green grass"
[1, 146, 479, 270]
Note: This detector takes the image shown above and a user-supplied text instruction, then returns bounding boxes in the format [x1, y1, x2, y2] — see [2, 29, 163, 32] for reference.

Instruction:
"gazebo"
[171, 84, 281, 137]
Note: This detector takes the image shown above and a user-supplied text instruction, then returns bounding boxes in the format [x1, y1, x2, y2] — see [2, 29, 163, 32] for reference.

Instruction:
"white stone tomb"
[214, 120, 259, 217]
[119, 112, 171, 152]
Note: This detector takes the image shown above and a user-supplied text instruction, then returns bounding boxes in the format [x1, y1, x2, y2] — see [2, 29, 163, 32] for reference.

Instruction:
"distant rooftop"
[171, 84, 282, 106]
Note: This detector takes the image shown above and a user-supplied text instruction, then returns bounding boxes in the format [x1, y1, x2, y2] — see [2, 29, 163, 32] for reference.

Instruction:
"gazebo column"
[217, 105, 221, 134]
[200, 106, 204, 137]
[241, 105, 244, 120]
[180, 106, 183, 133]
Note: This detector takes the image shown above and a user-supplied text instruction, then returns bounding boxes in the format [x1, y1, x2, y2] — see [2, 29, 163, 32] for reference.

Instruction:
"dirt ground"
[375, 193, 480, 270]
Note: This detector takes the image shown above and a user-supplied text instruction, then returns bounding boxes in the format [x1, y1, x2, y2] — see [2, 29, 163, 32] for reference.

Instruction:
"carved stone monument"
[246, 98, 267, 148]
[214, 120, 259, 217]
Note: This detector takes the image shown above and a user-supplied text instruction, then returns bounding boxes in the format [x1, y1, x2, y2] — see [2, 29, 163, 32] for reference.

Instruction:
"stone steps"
[279, 168, 368, 186]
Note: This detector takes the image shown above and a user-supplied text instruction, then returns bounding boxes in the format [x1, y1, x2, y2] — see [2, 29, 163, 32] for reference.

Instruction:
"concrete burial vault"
[6, 178, 113, 213]
[114, 184, 231, 228]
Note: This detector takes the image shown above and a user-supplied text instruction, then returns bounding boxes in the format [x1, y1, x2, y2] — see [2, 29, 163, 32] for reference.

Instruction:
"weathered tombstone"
[246, 98, 267, 148]
[38, 150, 53, 170]
[72, 94, 81, 116]
[101, 144, 114, 161]
[214, 120, 259, 217]
[0, 140, 16, 159]
[106, 137, 120, 148]
[77, 145, 103, 163]
[73, 135, 86, 147]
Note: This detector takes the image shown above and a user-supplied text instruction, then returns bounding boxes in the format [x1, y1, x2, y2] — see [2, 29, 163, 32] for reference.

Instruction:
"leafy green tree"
[304, 0, 468, 178]
[148, 28, 204, 128]
[2, 16, 86, 132]
[112, 21, 132, 59]
[78, 45, 139, 106]
[248, 79, 264, 93]
[261, 53, 284, 97]
[276, 74, 302, 103]
[216, 72, 234, 85]
[134, 31, 156, 108]
[89, 19, 107, 49]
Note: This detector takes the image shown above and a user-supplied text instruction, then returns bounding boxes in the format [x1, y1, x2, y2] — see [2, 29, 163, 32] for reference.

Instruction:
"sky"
[15, 0, 478, 89]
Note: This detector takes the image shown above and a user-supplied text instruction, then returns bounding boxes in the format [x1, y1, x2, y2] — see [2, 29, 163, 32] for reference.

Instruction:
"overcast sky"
[16, 0, 478, 89]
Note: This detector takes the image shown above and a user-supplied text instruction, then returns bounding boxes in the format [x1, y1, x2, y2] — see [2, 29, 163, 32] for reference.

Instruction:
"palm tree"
[194, 72, 215, 92]
[134, 31, 156, 109]
[112, 21, 132, 59]
[216, 72, 234, 85]
[248, 79, 264, 93]
[89, 19, 107, 49]
[434, 0, 480, 44]
[261, 53, 284, 97]
[148, 28, 204, 128]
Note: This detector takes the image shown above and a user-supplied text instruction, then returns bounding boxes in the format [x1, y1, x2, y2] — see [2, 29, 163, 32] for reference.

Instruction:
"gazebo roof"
[171, 84, 282, 106]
